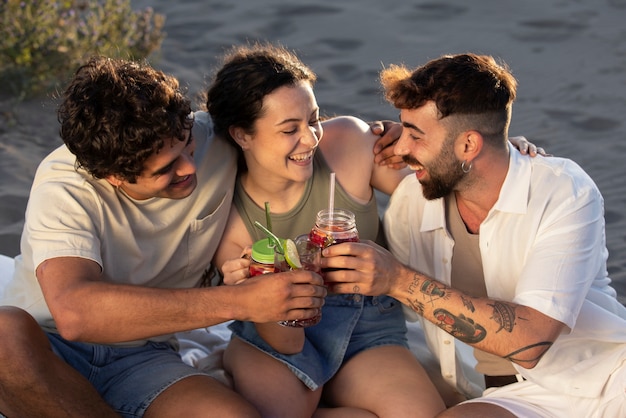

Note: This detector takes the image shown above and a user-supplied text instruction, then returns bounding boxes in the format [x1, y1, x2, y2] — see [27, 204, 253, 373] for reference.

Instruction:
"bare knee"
[0, 306, 51, 370]
[0, 306, 48, 340]
[145, 375, 260, 418]
[0, 306, 41, 332]
[437, 402, 516, 418]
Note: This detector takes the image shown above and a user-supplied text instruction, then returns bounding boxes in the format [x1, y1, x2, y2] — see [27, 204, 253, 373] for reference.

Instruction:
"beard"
[403, 140, 466, 200]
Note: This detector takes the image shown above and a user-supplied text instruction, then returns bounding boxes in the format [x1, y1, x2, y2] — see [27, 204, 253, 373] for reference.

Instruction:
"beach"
[1, 0, 625, 304]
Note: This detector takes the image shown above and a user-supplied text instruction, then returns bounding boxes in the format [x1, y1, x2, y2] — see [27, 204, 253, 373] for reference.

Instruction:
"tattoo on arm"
[420, 279, 449, 305]
[407, 274, 420, 295]
[461, 295, 475, 312]
[504, 341, 553, 364]
[489, 301, 517, 333]
[407, 298, 425, 315]
[406, 275, 448, 314]
[433, 308, 486, 343]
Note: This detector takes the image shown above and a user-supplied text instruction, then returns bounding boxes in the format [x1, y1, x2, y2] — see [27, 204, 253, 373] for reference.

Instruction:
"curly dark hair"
[380, 53, 517, 145]
[205, 42, 316, 171]
[57, 56, 192, 183]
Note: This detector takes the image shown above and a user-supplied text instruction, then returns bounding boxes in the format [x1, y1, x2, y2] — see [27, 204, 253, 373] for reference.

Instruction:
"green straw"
[254, 221, 284, 254]
[265, 201, 272, 234]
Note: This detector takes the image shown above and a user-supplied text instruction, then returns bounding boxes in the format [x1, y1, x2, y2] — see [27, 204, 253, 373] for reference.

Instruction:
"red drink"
[309, 225, 359, 247]
[309, 209, 359, 248]
[249, 237, 321, 327]
[308, 209, 359, 283]
[300, 260, 321, 273]
[249, 238, 278, 277]
[249, 262, 277, 276]
[279, 311, 321, 328]
[276, 236, 322, 328]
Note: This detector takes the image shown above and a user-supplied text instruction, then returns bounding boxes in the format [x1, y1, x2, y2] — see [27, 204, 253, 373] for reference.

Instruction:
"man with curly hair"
[0, 56, 327, 418]
[322, 53, 626, 417]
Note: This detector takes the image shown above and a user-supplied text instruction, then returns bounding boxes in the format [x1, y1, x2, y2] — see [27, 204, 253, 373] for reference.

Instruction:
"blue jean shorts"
[46, 332, 204, 418]
[229, 294, 408, 391]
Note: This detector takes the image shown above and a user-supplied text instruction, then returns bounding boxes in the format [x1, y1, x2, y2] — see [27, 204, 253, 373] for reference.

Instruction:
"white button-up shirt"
[385, 143, 626, 398]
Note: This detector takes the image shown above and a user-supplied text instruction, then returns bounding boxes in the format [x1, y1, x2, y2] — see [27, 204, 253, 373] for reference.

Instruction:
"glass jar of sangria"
[250, 236, 322, 328]
[275, 235, 322, 328]
[249, 238, 277, 277]
[308, 208, 359, 286]
[309, 208, 359, 248]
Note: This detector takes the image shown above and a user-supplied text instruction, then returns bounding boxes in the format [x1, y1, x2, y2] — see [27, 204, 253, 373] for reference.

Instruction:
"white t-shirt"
[1, 112, 237, 345]
[385, 143, 626, 398]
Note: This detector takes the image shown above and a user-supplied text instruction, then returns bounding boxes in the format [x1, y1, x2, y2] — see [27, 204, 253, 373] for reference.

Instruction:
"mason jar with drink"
[309, 208, 359, 248]
[251, 222, 322, 328]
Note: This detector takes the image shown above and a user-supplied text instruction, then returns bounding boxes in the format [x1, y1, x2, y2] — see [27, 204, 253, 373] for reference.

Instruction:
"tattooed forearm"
[420, 279, 449, 306]
[421, 279, 446, 297]
[407, 298, 425, 316]
[461, 295, 475, 312]
[489, 301, 516, 333]
[407, 274, 420, 295]
[433, 308, 486, 343]
[504, 341, 553, 364]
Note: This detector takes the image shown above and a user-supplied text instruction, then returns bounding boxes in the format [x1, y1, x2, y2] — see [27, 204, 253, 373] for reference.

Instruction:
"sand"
[1, 0, 625, 303]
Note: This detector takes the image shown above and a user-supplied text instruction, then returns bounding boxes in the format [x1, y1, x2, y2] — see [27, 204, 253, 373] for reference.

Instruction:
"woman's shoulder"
[321, 115, 371, 137]
[319, 116, 377, 158]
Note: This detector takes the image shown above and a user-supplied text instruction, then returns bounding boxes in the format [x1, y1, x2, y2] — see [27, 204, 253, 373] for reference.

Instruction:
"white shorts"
[462, 361, 625, 418]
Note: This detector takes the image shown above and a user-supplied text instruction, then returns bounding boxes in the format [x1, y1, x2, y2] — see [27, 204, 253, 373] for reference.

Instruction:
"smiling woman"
[207, 43, 444, 418]
[227, 80, 322, 198]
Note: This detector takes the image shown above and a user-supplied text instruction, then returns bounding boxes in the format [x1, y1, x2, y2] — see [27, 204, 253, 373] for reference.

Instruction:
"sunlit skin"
[106, 127, 197, 200]
[394, 103, 466, 200]
[230, 81, 322, 213]
[219, 83, 447, 417]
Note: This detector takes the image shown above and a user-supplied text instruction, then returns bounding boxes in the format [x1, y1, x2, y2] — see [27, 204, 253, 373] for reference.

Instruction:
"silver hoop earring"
[461, 160, 473, 174]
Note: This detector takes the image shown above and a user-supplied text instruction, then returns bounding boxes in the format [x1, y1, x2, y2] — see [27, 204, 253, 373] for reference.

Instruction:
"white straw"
[328, 172, 336, 222]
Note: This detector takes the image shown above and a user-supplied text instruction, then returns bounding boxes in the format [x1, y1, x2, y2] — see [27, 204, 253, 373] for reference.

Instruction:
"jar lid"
[251, 238, 276, 264]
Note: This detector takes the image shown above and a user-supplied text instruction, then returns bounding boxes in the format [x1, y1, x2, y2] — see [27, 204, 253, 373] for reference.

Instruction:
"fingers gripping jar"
[249, 237, 321, 328]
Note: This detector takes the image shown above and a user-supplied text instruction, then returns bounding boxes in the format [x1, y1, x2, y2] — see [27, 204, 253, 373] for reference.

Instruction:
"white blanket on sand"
[0, 254, 478, 405]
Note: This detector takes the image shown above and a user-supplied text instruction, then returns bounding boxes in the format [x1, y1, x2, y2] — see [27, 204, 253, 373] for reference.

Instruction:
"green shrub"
[0, 0, 166, 99]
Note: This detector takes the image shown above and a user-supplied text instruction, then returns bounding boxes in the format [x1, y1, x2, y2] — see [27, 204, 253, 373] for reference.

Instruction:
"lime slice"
[284, 238, 302, 269]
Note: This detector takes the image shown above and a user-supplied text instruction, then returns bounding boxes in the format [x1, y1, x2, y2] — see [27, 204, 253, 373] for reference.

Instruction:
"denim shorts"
[229, 294, 409, 391]
[46, 332, 205, 418]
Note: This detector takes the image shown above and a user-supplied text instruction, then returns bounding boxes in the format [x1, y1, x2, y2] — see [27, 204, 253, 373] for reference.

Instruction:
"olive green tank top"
[234, 151, 387, 246]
